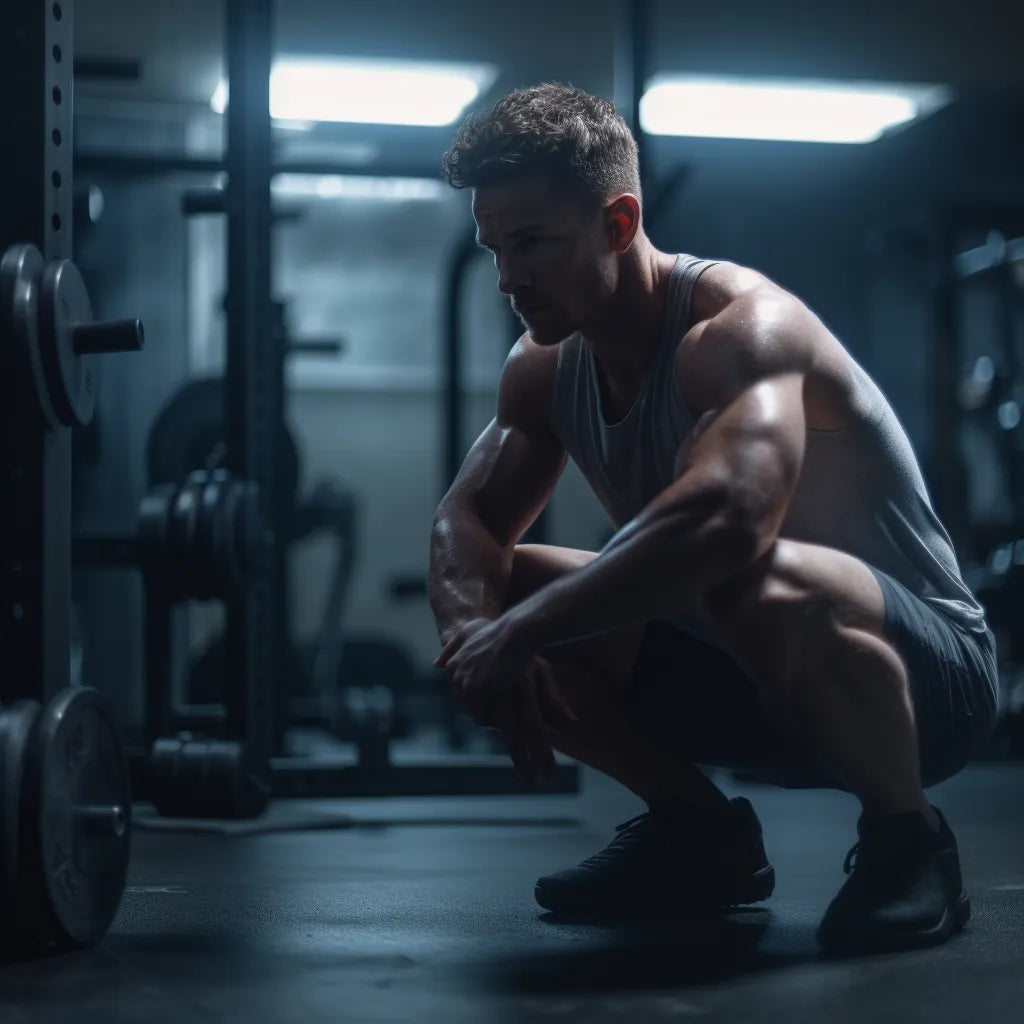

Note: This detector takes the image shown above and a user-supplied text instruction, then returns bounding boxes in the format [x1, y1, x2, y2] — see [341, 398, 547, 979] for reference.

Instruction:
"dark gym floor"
[3, 741, 1023, 1024]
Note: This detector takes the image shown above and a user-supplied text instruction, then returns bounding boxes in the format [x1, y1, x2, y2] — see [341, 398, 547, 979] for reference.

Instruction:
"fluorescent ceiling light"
[271, 174, 445, 202]
[640, 76, 952, 143]
[211, 58, 497, 126]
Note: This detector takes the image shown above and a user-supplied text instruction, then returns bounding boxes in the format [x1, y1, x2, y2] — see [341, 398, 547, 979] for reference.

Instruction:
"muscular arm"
[428, 337, 566, 644]
[507, 292, 812, 649]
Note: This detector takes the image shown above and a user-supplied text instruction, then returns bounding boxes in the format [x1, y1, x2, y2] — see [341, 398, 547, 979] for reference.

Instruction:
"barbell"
[1, 243, 143, 429]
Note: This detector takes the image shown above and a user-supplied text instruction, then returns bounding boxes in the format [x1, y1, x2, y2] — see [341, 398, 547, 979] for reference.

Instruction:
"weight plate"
[0, 244, 60, 430]
[145, 376, 301, 512]
[39, 259, 96, 428]
[19, 687, 131, 950]
[0, 702, 41, 926]
[194, 470, 226, 600]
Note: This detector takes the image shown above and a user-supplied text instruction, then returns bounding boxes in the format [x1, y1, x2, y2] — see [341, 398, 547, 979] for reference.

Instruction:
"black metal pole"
[0, 0, 75, 706]
[441, 231, 551, 541]
[224, 0, 279, 762]
[442, 226, 479, 496]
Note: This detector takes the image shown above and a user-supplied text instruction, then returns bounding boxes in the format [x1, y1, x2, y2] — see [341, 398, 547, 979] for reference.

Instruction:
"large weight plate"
[18, 688, 131, 950]
[0, 244, 60, 430]
[0, 703, 41, 927]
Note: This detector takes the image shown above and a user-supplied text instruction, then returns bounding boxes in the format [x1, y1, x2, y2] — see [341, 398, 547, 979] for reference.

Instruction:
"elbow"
[432, 496, 464, 538]
[430, 506, 447, 536]
[657, 481, 763, 572]
[707, 513, 763, 576]
[433, 491, 458, 526]
[719, 493, 785, 569]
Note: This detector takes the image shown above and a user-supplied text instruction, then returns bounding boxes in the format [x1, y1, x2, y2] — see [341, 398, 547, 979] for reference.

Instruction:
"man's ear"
[606, 195, 641, 252]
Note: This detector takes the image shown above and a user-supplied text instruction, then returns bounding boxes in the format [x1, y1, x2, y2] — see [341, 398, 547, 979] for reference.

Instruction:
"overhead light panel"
[211, 58, 497, 127]
[271, 174, 445, 202]
[639, 76, 953, 144]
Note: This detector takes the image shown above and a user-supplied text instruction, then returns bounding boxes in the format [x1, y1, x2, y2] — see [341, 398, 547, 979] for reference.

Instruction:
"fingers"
[490, 687, 552, 783]
[492, 695, 536, 780]
[434, 631, 463, 669]
[452, 658, 580, 784]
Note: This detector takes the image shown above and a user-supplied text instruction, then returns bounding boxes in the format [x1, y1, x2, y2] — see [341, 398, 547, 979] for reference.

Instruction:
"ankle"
[646, 787, 732, 817]
[862, 799, 941, 834]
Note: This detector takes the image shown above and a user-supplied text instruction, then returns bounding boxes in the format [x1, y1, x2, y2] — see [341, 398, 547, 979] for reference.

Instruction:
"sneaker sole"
[817, 892, 971, 955]
[534, 863, 776, 917]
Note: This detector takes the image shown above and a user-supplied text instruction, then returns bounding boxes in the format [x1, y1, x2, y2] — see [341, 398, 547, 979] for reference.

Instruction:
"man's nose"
[497, 256, 525, 296]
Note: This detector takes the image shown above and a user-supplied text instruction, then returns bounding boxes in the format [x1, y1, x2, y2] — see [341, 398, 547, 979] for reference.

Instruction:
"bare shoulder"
[689, 261, 775, 322]
[496, 332, 562, 434]
[681, 262, 855, 427]
[679, 269, 813, 410]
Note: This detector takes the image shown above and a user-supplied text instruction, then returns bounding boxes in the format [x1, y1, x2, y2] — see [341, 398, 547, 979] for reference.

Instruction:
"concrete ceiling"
[75, 0, 1024, 114]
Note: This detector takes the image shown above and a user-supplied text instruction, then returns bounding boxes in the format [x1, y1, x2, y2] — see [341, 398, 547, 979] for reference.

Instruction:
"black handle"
[73, 319, 145, 355]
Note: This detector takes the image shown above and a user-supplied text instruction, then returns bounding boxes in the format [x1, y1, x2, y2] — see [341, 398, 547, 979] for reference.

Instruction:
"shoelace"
[842, 832, 927, 888]
[615, 813, 651, 834]
[578, 813, 656, 869]
[843, 842, 861, 875]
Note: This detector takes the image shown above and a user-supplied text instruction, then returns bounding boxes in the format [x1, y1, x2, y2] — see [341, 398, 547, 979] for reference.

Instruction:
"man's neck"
[579, 244, 677, 391]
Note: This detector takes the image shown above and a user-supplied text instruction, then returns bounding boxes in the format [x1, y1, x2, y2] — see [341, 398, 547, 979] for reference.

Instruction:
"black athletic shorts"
[618, 565, 1000, 790]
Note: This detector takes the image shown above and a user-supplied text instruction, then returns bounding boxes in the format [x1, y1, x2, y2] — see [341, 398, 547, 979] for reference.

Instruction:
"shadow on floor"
[482, 908, 826, 993]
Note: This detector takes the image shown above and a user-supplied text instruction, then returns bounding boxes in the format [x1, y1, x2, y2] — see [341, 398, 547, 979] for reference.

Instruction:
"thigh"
[705, 538, 1001, 786]
[702, 539, 890, 685]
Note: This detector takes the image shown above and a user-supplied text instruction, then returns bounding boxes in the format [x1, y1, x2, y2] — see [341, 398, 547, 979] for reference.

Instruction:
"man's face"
[472, 174, 615, 345]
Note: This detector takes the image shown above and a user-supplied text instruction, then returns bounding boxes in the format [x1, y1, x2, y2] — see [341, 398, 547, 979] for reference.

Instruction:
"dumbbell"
[148, 735, 270, 819]
[138, 471, 262, 602]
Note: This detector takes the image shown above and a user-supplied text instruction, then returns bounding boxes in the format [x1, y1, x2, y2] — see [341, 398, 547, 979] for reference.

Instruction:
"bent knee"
[505, 544, 646, 693]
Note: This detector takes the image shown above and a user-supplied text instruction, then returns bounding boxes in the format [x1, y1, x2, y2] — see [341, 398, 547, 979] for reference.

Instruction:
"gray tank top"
[550, 253, 987, 646]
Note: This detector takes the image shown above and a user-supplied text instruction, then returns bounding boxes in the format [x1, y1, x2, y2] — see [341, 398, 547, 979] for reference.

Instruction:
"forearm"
[509, 494, 760, 650]
[428, 502, 514, 644]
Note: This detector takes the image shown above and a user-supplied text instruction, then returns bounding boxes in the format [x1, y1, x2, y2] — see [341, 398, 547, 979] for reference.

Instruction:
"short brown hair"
[442, 82, 641, 209]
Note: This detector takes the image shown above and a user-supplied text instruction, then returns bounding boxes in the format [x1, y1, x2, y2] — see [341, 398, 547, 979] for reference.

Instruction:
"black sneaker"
[534, 797, 775, 917]
[817, 804, 971, 954]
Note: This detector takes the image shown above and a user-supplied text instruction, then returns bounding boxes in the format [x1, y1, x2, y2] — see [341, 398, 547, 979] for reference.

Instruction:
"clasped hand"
[434, 616, 579, 781]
